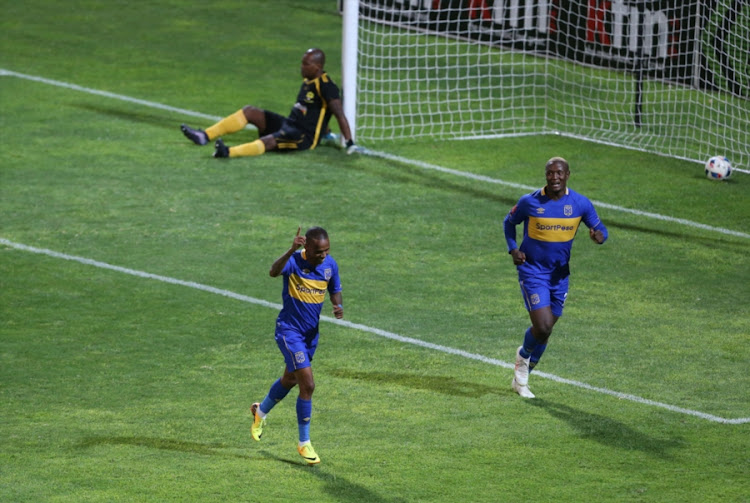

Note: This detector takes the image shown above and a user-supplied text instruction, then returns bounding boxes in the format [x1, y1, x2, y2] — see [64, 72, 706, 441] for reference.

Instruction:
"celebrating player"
[503, 157, 608, 398]
[180, 48, 357, 158]
[249, 226, 343, 465]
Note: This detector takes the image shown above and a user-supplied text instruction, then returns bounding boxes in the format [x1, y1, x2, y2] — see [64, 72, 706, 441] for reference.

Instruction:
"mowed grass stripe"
[2, 67, 748, 240]
[2, 237, 747, 425]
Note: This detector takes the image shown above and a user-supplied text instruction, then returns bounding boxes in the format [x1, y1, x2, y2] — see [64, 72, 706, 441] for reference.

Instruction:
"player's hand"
[291, 226, 306, 250]
[332, 304, 344, 319]
[510, 249, 526, 266]
[589, 227, 604, 244]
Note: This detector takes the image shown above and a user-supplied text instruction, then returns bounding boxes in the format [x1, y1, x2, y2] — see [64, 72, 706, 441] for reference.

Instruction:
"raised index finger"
[296, 226, 301, 237]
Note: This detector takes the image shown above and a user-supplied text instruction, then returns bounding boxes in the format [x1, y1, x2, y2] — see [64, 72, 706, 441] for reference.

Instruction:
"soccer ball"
[704, 156, 732, 180]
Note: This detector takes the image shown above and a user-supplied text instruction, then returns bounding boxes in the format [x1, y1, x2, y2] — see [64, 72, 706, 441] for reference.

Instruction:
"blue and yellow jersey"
[277, 249, 342, 335]
[287, 72, 341, 144]
[503, 187, 608, 279]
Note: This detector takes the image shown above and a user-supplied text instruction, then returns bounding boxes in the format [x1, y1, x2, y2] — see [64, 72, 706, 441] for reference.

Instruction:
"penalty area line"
[2, 68, 747, 241]
[2, 237, 748, 425]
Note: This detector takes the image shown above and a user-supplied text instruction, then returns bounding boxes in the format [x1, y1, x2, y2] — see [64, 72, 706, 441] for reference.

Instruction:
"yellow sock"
[229, 139, 266, 158]
[206, 110, 248, 140]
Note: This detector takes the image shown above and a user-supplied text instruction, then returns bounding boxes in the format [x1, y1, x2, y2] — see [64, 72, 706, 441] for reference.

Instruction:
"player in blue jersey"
[180, 48, 358, 158]
[503, 157, 608, 398]
[249, 226, 343, 465]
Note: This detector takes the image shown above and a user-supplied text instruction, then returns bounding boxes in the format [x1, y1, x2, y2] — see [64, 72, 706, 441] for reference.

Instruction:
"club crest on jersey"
[324, 268, 332, 280]
[295, 351, 306, 364]
[564, 205, 573, 216]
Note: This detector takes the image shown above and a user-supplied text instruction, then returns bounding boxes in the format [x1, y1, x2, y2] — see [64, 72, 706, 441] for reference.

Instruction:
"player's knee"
[281, 374, 298, 389]
[242, 106, 265, 126]
[533, 324, 554, 341]
[299, 380, 315, 397]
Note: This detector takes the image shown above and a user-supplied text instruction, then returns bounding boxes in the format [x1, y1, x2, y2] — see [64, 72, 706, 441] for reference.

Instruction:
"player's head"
[301, 48, 325, 80]
[304, 226, 330, 265]
[544, 156, 570, 195]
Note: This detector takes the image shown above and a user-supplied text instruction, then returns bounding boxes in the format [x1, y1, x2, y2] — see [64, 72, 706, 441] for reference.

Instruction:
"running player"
[180, 48, 357, 158]
[503, 157, 608, 398]
[249, 226, 343, 465]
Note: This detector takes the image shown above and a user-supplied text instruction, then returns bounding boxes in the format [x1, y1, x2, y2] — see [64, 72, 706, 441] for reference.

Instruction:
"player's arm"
[270, 227, 306, 277]
[503, 203, 526, 265]
[330, 291, 343, 319]
[583, 201, 608, 245]
[328, 98, 357, 152]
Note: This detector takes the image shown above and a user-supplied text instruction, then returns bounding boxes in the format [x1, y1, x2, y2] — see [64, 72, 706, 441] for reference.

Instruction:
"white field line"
[361, 150, 750, 239]
[2, 68, 748, 240]
[2, 238, 748, 425]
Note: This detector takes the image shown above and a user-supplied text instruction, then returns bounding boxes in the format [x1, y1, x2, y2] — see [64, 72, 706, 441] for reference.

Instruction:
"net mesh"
[352, 0, 749, 169]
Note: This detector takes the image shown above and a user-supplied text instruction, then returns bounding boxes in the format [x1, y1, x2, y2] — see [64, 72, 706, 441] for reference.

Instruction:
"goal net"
[342, 0, 749, 171]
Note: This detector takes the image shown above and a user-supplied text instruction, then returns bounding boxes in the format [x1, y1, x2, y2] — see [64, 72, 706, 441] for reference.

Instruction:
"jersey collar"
[541, 187, 569, 197]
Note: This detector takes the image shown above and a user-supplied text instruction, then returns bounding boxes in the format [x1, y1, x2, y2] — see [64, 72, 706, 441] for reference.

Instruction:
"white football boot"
[511, 377, 535, 398]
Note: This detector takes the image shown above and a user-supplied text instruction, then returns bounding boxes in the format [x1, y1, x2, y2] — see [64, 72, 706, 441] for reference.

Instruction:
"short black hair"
[305, 226, 329, 242]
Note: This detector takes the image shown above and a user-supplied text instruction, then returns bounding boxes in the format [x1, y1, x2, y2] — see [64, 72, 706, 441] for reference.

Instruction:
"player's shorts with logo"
[519, 273, 569, 317]
[275, 320, 319, 371]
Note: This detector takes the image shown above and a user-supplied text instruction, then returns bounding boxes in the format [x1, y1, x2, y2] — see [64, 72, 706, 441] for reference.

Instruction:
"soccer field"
[1, 1, 749, 502]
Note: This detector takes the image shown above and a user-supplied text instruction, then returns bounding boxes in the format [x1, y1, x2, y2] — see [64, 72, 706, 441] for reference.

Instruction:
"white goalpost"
[341, 0, 749, 172]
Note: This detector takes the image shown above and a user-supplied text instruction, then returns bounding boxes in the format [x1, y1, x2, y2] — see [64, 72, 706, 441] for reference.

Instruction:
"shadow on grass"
[262, 452, 409, 503]
[527, 399, 683, 458]
[73, 103, 188, 132]
[347, 154, 749, 249]
[329, 368, 505, 398]
[79, 436, 405, 502]
[78, 436, 255, 460]
[343, 153, 518, 208]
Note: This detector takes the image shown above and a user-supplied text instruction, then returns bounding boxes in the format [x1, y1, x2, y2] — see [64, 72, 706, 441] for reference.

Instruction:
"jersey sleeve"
[321, 76, 341, 103]
[581, 197, 608, 243]
[327, 259, 342, 295]
[281, 253, 298, 276]
[503, 196, 527, 252]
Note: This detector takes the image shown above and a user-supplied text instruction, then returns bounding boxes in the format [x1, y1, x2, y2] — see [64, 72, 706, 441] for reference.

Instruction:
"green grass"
[1, 1, 749, 502]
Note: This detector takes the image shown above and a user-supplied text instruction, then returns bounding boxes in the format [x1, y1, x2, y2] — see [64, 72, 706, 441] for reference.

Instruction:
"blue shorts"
[275, 321, 318, 371]
[519, 275, 569, 317]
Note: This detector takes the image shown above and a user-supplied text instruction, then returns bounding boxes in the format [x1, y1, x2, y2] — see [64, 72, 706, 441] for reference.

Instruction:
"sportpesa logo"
[528, 216, 581, 242]
[535, 223, 575, 232]
[294, 284, 326, 296]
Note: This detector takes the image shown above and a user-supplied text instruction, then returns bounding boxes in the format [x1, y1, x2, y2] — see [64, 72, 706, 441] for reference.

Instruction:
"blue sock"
[296, 398, 312, 443]
[519, 327, 537, 359]
[259, 379, 291, 415]
[529, 343, 547, 373]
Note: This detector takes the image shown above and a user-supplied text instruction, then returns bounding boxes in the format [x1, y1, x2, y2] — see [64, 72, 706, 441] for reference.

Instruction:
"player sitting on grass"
[180, 48, 358, 158]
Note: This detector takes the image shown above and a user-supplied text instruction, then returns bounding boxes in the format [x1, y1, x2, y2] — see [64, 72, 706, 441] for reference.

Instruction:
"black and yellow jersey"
[287, 72, 341, 143]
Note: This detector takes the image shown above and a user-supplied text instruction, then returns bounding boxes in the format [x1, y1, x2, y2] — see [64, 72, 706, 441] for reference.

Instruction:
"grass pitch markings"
[2, 237, 748, 425]
[2, 68, 748, 241]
